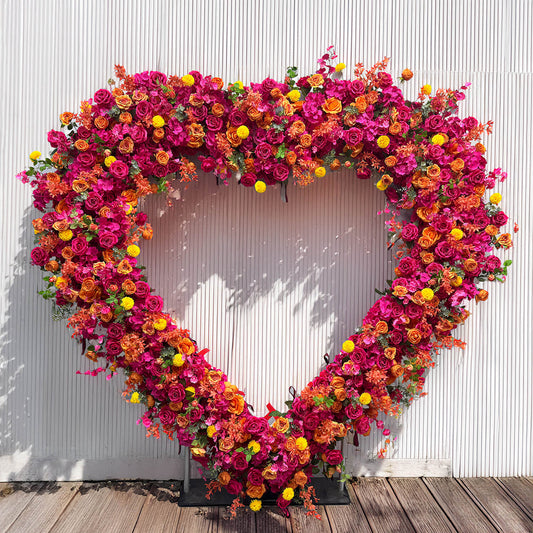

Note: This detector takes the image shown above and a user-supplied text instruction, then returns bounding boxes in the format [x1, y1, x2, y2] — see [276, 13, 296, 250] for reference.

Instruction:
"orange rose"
[176, 415, 189, 428]
[420, 251, 434, 264]
[247, 107, 262, 121]
[257, 113, 273, 128]
[178, 338, 195, 356]
[354, 96, 367, 113]
[94, 116, 109, 129]
[273, 417, 290, 433]
[122, 279, 137, 295]
[322, 97, 342, 114]
[299, 134, 312, 147]
[389, 122, 402, 135]
[246, 483, 266, 499]
[156, 150, 170, 165]
[463, 258, 478, 272]
[117, 259, 133, 274]
[331, 376, 345, 389]
[169, 402, 183, 412]
[485, 225, 498, 236]
[407, 329, 422, 344]
[115, 94, 132, 110]
[211, 103, 225, 117]
[427, 165, 441, 179]
[476, 289, 489, 302]
[153, 128, 165, 142]
[218, 471, 231, 485]
[186, 123, 205, 148]
[375, 321, 389, 335]
[330, 158, 341, 170]
[45, 260, 59, 272]
[343, 113, 358, 127]
[417, 236, 433, 249]
[285, 151, 297, 166]
[74, 139, 89, 152]
[288, 120, 306, 138]
[52, 219, 70, 231]
[293, 471, 308, 487]
[60, 112, 74, 125]
[450, 158, 465, 172]
[72, 179, 89, 193]
[392, 285, 408, 297]
[497, 233, 513, 248]
[119, 137, 135, 155]
[334, 389, 347, 401]
[384, 156, 397, 167]
[422, 226, 440, 244]
[384, 347, 397, 360]
[211, 77, 224, 90]
[119, 112, 132, 124]
[228, 395, 245, 415]
[226, 127, 242, 147]
[308, 74, 324, 87]
[262, 466, 277, 480]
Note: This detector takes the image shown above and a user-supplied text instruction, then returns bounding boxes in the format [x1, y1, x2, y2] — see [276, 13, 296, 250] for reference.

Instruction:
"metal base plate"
[177, 477, 350, 507]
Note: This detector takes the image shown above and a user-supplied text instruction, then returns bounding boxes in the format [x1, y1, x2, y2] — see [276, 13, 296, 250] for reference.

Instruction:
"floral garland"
[20, 49, 513, 515]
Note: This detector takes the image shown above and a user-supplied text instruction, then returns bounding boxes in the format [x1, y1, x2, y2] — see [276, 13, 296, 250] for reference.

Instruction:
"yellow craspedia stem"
[232, 80, 244, 90]
[104, 156, 116, 167]
[250, 499, 262, 512]
[182, 74, 195, 86]
[342, 340, 355, 353]
[490, 192, 502, 204]
[335, 62, 346, 72]
[153, 318, 167, 331]
[152, 115, 165, 128]
[248, 440, 261, 454]
[431, 134, 445, 145]
[450, 228, 464, 240]
[377, 135, 390, 148]
[287, 89, 301, 102]
[59, 229, 73, 241]
[282, 487, 294, 500]
[421, 288, 434, 301]
[127, 244, 140, 257]
[255, 181, 266, 193]
[207, 425, 216, 438]
[236, 125, 250, 139]
[29, 150, 41, 161]
[296, 437, 308, 451]
[130, 392, 140, 403]
[315, 166, 326, 178]
[421, 84, 432, 95]
[359, 392, 372, 405]
[121, 296, 134, 310]
[173, 353, 185, 367]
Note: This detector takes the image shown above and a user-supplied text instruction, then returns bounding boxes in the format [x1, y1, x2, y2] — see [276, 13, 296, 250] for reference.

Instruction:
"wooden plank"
[494, 477, 533, 521]
[7, 482, 80, 533]
[218, 505, 256, 533]
[389, 478, 455, 533]
[423, 478, 497, 533]
[174, 506, 218, 533]
[256, 506, 292, 533]
[49, 482, 146, 533]
[133, 491, 181, 533]
[289, 505, 331, 533]
[351, 478, 415, 533]
[324, 483, 372, 533]
[460, 478, 533, 533]
[0, 482, 44, 532]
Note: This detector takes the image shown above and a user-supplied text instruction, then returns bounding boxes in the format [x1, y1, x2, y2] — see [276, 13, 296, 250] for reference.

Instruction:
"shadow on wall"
[0, 169, 403, 481]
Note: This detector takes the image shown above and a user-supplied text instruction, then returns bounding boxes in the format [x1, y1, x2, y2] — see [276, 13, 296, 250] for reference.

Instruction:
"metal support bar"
[183, 447, 190, 493]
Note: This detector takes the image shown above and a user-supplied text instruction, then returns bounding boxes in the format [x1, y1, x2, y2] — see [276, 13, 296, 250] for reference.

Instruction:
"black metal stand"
[177, 476, 350, 507]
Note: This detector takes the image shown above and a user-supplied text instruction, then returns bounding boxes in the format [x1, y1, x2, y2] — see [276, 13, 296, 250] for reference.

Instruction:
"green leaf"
[275, 143, 287, 159]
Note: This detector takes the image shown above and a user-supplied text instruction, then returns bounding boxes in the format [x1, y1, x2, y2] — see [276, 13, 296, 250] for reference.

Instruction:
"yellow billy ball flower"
[153, 318, 167, 331]
[121, 296, 134, 310]
[421, 84, 432, 95]
[255, 181, 267, 193]
[315, 166, 326, 178]
[359, 392, 372, 405]
[282, 487, 295, 500]
[431, 134, 445, 145]
[130, 392, 140, 403]
[490, 192, 502, 204]
[377, 135, 390, 148]
[295, 437, 308, 451]
[287, 89, 301, 102]
[342, 340, 355, 353]
[236, 125, 250, 139]
[207, 425, 217, 438]
[29, 150, 41, 161]
[248, 440, 261, 454]
[232, 80, 244, 90]
[450, 228, 464, 240]
[376, 179, 388, 191]
[185, 386, 196, 397]
[182, 74, 195, 86]
[421, 288, 434, 301]
[250, 499, 262, 512]
[451, 276, 463, 287]
[59, 229, 73, 241]
[335, 62, 346, 72]
[104, 155, 116, 167]
[127, 244, 140, 257]
[152, 115, 165, 128]
[173, 353, 185, 367]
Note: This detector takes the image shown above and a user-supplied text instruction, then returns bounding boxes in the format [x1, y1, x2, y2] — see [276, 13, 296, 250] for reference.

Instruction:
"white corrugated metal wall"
[0, 0, 531, 481]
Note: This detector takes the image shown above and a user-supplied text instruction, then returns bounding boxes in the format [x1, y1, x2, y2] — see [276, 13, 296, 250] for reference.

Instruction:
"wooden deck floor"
[0, 478, 531, 533]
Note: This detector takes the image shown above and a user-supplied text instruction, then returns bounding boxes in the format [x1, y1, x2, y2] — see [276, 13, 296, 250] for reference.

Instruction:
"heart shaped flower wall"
[20, 51, 513, 514]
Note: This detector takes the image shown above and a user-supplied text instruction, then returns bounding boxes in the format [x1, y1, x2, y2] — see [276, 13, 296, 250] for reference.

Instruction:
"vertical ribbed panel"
[0, 0, 531, 480]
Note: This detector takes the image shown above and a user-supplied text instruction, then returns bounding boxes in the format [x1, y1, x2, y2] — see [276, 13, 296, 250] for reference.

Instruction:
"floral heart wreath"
[21, 48, 513, 516]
